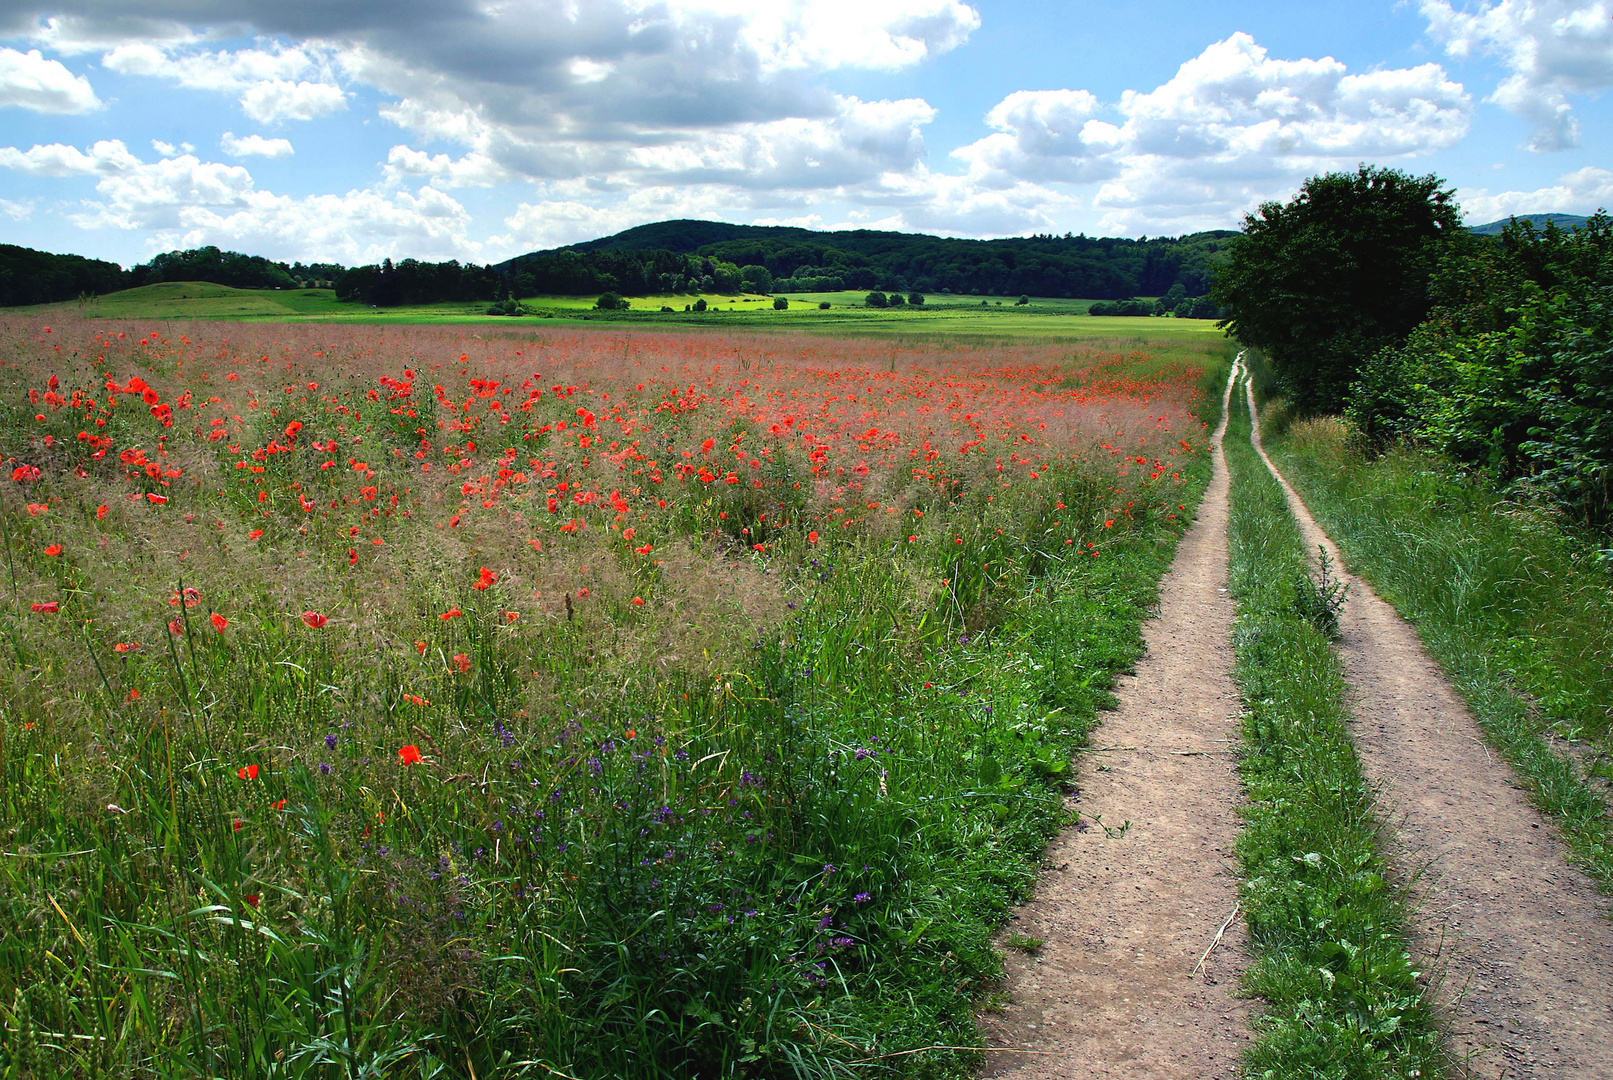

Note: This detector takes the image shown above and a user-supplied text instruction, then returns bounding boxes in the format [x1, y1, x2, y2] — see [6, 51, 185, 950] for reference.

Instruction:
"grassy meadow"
[0, 316, 1231, 1078]
[35, 284, 1223, 343]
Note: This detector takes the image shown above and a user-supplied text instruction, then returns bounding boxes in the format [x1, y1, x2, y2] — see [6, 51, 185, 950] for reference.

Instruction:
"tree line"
[1214, 165, 1613, 530]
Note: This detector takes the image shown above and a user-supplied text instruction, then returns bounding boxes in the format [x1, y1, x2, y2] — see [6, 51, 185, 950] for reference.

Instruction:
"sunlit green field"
[31, 282, 1226, 341]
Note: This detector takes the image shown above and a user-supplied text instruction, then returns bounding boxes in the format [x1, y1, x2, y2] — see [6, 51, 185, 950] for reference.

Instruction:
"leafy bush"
[864, 291, 887, 308]
[773, 296, 788, 310]
[1348, 213, 1613, 527]
[595, 292, 627, 310]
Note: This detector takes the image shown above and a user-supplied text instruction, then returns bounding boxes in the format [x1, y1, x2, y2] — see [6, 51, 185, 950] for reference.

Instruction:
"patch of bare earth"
[1247, 383, 1613, 1080]
[979, 369, 1253, 1078]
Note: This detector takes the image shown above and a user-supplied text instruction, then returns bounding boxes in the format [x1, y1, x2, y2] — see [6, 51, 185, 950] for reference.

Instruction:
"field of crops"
[0, 317, 1225, 1078]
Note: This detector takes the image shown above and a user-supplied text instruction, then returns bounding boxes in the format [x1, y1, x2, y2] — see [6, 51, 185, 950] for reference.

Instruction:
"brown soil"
[1245, 379, 1613, 1079]
[979, 365, 1254, 1078]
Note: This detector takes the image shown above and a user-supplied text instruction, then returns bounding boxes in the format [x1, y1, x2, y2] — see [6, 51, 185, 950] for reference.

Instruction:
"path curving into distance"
[979, 361, 1253, 1078]
[1244, 377, 1613, 1079]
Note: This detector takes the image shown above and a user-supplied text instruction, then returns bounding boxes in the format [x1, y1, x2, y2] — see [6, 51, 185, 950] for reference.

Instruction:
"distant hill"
[503, 219, 1240, 300]
[1469, 213, 1590, 236]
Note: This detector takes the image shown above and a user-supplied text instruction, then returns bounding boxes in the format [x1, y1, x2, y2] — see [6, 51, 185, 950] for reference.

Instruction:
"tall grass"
[1224, 369, 1446, 1079]
[0, 317, 1227, 1078]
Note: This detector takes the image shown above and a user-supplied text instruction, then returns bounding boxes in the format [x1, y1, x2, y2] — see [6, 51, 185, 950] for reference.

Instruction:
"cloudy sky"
[1, 0, 1610, 267]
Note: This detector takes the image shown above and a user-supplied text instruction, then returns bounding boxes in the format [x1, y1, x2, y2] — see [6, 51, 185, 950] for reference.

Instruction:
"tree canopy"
[1213, 166, 1463, 413]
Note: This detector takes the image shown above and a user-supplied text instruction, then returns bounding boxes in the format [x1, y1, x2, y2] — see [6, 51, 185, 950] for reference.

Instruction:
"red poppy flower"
[168, 620, 183, 635]
[453, 653, 471, 674]
[398, 744, 424, 766]
[237, 764, 259, 780]
[211, 613, 228, 632]
[503, 611, 519, 623]
[270, 799, 287, 812]
[30, 601, 58, 613]
[301, 611, 328, 629]
[96, 505, 108, 520]
[248, 529, 263, 540]
[473, 566, 497, 590]
[439, 606, 463, 620]
[415, 640, 427, 655]
[125, 689, 140, 701]
[113, 641, 138, 653]
[807, 531, 819, 544]
[242, 894, 259, 908]
[43, 544, 61, 556]
[631, 596, 645, 606]
[232, 818, 243, 832]
[146, 493, 166, 504]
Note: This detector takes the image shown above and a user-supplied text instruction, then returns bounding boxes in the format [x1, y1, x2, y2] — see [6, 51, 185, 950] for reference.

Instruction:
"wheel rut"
[1244, 378, 1613, 1079]
[979, 364, 1253, 1079]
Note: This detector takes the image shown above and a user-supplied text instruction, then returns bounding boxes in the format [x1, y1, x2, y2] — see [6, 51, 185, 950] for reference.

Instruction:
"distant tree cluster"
[0, 244, 126, 306]
[129, 247, 303, 290]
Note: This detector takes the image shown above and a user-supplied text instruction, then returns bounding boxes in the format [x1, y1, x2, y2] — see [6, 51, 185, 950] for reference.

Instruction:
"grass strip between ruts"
[1224, 373, 1447, 1079]
[1264, 420, 1613, 897]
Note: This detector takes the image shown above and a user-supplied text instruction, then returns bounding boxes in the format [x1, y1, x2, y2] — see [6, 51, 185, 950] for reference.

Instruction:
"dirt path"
[979, 363, 1253, 1078]
[1244, 379, 1613, 1079]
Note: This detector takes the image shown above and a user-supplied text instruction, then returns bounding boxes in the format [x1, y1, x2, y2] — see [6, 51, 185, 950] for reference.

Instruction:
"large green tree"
[1214, 166, 1463, 413]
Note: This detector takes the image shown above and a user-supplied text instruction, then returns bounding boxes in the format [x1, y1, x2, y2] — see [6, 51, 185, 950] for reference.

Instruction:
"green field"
[34, 281, 1225, 341]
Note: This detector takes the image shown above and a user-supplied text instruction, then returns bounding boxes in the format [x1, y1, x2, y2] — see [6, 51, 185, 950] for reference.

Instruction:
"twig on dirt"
[1191, 900, 1241, 977]
[847, 1045, 1054, 1064]
[1074, 745, 1137, 753]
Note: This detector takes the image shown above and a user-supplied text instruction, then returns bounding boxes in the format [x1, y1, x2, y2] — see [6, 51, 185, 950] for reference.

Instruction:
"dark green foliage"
[772, 296, 788, 310]
[336, 257, 503, 307]
[1088, 298, 1157, 317]
[864, 291, 888, 309]
[594, 292, 627, 311]
[1348, 214, 1613, 527]
[131, 246, 303, 290]
[1214, 166, 1463, 414]
[486, 294, 527, 316]
[907, 293, 924, 307]
[818, 301, 831, 310]
[0, 243, 128, 306]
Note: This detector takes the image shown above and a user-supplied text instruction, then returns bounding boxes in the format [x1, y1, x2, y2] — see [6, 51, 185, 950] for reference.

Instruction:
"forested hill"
[501, 220, 1239, 300]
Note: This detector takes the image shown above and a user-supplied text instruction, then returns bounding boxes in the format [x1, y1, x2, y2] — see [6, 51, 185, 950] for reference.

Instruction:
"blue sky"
[1, 1, 1610, 268]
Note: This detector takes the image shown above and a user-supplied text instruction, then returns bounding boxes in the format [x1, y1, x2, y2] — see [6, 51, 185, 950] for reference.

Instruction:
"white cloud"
[383, 145, 506, 187]
[0, 46, 98, 112]
[0, 197, 34, 220]
[1422, 0, 1613, 150]
[950, 33, 1470, 234]
[0, 138, 142, 175]
[0, 137, 479, 261]
[240, 79, 346, 123]
[221, 131, 294, 158]
[1458, 165, 1613, 221]
[102, 40, 347, 123]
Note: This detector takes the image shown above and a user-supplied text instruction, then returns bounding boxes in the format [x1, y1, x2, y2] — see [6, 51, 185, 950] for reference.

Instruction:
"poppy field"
[0, 317, 1225, 1079]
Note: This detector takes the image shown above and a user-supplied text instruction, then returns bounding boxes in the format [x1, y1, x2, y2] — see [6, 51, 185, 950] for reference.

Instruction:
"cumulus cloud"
[1422, 0, 1613, 151]
[102, 40, 347, 122]
[0, 46, 98, 112]
[221, 131, 293, 158]
[1458, 165, 1613, 221]
[952, 33, 1470, 234]
[0, 136, 480, 261]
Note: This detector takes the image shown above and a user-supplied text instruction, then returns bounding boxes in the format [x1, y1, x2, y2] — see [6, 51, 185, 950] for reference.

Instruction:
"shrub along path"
[1245, 380, 1613, 1078]
[980, 365, 1253, 1077]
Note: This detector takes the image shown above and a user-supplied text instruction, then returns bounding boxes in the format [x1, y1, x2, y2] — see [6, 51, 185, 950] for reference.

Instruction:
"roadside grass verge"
[1224, 373, 1447, 1078]
[1263, 415, 1613, 895]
